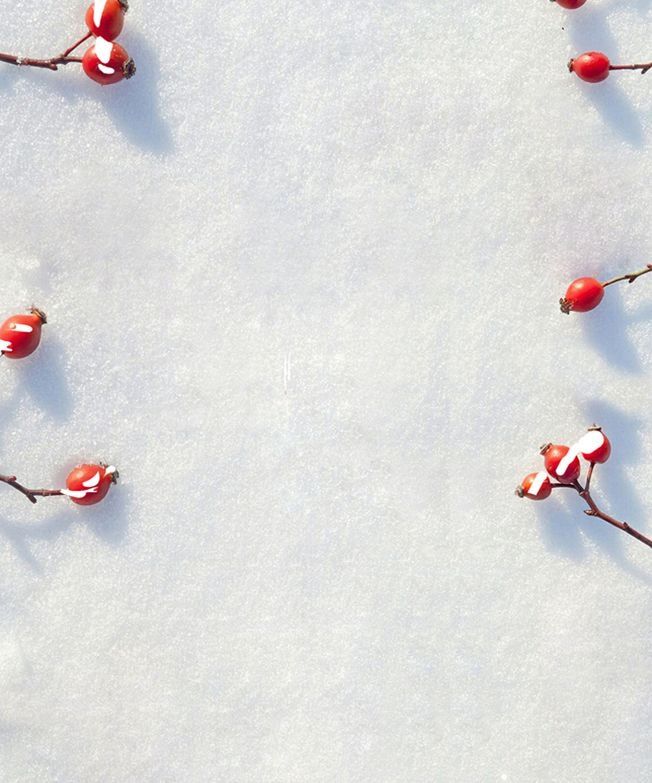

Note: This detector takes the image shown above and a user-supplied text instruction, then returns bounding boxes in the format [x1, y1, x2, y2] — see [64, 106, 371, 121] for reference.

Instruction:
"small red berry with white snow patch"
[0, 308, 47, 359]
[577, 427, 611, 464]
[82, 38, 135, 85]
[569, 52, 611, 83]
[541, 443, 581, 484]
[554, 0, 587, 9]
[63, 464, 118, 506]
[85, 0, 128, 41]
[516, 472, 552, 501]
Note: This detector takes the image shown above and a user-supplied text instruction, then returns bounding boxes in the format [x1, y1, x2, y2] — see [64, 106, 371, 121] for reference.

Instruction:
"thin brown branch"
[0, 474, 63, 505]
[0, 36, 86, 73]
[564, 479, 652, 549]
[603, 264, 652, 288]
[610, 62, 652, 75]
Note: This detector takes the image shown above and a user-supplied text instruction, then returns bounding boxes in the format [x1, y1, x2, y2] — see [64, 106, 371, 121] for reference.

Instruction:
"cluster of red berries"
[552, 0, 651, 82]
[0, 1, 135, 85]
[82, 0, 135, 85]
[518, 427, 611, 500]
[1, 307, 118, 507]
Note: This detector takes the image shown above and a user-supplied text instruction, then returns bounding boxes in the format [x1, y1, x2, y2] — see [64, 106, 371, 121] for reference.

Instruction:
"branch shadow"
[567, 6, 645, 147]
[0, 481, 130, 573]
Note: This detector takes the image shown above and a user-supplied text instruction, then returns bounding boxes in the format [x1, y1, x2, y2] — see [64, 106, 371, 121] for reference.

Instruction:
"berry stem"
[558, 476, 652, 549]
[61, 31, 92, 59]
[602, 264, 652, 288]
[0, 40, 86, 72]
[0, 474, 63, 504]
[609, 62, 652, 75]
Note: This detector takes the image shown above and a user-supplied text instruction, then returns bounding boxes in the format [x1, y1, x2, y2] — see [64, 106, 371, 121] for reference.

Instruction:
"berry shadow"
[0, 31, 172, 155]
[0, 481, 130, 573]
[567, 6, 645, 147]
[580, 286, 643, 373]
[14, 335, 73, 422]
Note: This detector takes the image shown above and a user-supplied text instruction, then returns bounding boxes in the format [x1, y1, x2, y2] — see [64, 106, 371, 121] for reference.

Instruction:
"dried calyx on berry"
[560, 264, 652, 315]
[569, 51, 652, 82]
[0, 1, 136, 85]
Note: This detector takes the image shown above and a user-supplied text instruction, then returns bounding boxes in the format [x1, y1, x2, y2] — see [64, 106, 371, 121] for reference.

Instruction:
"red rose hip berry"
[63, 464, 118, 506]
[560, 277, 605, 314]
[0, 308, 47, 359]
[82, 38, 135, 85]
[577, 428, 611, 464]
[569, 52, 611, 82]
[541, 443, 581, 484]
[85, 0, 128, 41]
[517, 472, 552, 501]
[555, 0, 587, 8]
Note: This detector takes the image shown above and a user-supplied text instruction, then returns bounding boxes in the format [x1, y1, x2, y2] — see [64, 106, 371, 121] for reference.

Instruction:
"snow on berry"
[86, 0, 128, 41]
[541, 443, 581, 484]
[517, 472, 552, 501]
[62, 464, 118, 506]
[82, 38, 135, 85]
[0, 308, 46, 359]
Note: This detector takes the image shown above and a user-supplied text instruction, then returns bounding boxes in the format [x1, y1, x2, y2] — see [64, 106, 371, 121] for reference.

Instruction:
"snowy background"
[0, 1, 651, 780]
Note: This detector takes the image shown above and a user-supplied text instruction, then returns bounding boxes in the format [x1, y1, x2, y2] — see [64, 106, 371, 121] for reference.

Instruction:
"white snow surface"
[0, 1, 651, 780]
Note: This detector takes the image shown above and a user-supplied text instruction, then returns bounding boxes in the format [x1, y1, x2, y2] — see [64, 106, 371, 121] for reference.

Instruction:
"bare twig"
[0, 474, 63, 505]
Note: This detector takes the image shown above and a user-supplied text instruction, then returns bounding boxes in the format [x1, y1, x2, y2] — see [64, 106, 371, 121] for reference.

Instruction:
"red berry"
[82, 39, 135, 85]
[570, 52, 611, 83]
[577, 428, 611, 464]
[555, 0, 587, 8]
[542, 443, 581, 484]
[518, 472, 552, 501]
[0, 308, 46, 359]
[85, 0, 128, 41]
[561, 277, 605, 313]
[63, 464, 118, 506]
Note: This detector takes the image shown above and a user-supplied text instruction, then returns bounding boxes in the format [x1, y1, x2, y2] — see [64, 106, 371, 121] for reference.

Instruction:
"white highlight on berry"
[10, 323, 32, 333]
[0, 339, 12, 353]
[61, 488, 97, 499]
[93, 0, 109, 28]
[529, 471, 548, 496]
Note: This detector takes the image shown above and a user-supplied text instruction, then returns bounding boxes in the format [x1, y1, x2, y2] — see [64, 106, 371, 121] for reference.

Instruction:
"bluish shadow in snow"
[567, 6, 644, 147]
[16, 336, 73, 421]
[0, 32, 173, 155]
[0, 482, 130, 572]
[536, 399, 652, 582]
[581, 287, 642, 374]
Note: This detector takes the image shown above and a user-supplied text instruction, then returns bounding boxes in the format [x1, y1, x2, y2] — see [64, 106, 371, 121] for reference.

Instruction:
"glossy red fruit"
[0, 308, 46, 359]
[561, 277, 605, 313]
[85, 0, 128, 40]
[569, 52, 611, 83]
[542, 443, 581, 484]
[577, 428, 611, 464]
[82, 38, 135, 85]
[555, 0, 587, 8]
[63, 464, 118, 506]
[518, 472, 552, 501]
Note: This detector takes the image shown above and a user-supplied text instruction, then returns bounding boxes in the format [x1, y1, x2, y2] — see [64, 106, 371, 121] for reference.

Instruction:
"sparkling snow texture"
[0, 1, 651, 780]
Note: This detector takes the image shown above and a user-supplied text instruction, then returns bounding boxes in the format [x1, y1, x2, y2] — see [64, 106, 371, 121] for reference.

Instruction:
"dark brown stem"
[565, 479, 652, 549]
[0, 474, 63, 504]
[602, 264, 652, 287]
[0, 36, 86, 72]
[61, 31, 92, 59]
[609, 63, 652, 75]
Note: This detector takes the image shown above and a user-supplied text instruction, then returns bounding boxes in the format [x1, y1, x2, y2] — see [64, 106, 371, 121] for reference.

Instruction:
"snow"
[0, 0, 651, 780]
